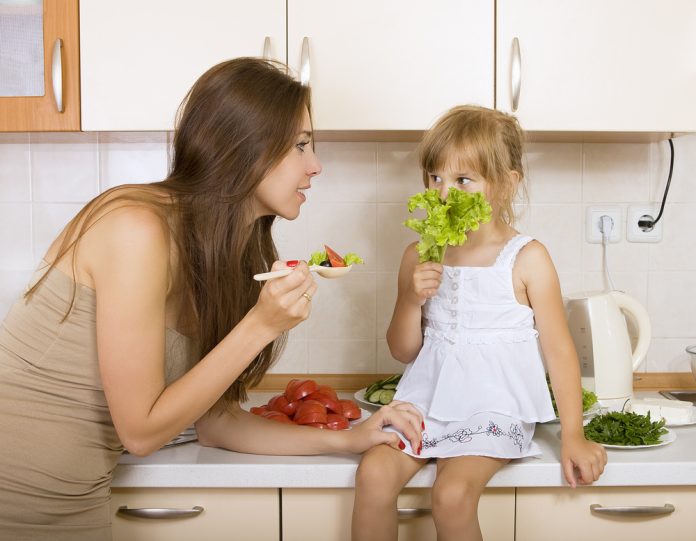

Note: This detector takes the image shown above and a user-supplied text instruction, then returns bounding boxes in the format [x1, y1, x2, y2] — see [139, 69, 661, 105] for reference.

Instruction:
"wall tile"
[647, 338, 696, 373]
[527, 204, 582, 273]
[30, 132, 99, 203]
[649, 135, 696, 203]
[269, 331, 309, 374]
[0, 133, 30, 202]
[376, 142, 422, 203]
[647, 271, 696, 338]
[583, 143, 650, 203]
[648, 204, 696, 271]
[0, 203, 32, 269]
[99, 132, 168, 190]
[309, 339, 376, 373]
[376, 204, 419, 272]
[376, 272, 398, 338]
[32, 203, 83, 265]
[524, 143, 582, 204]
[0, 269, 34, 320]
[311, 142, 377, 203]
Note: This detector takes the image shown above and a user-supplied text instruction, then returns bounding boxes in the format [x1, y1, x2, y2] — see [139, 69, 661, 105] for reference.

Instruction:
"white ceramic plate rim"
[598, 428, 676, 450]
[354, 387, 387, 409]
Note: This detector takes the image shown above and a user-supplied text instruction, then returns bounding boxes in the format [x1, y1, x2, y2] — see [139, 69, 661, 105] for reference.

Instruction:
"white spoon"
[253, 265, 353, 282]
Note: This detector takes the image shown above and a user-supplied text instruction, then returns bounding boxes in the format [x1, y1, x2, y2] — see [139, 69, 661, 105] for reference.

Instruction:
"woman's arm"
[518, 241, 607, 487]
[386, 243, 442, 363]
[82, 206, 315, 456]
[195, 400, 424, 455]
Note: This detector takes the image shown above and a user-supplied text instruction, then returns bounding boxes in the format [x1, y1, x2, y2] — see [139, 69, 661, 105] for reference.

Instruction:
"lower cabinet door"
[281, 487, 515, 541]
[110, 488, 279, 541]
[516, 486, 695, 541]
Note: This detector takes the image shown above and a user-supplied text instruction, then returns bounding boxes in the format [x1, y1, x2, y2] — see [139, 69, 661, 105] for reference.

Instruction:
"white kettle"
[564, 290, 651, 405]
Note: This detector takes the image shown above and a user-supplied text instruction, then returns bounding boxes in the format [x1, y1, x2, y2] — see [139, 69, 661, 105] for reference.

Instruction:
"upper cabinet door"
[497, 0, 696, 133]
[0, 0, 80, 131]
[80, 0, 286, 131]
[288, 0, 494, 131]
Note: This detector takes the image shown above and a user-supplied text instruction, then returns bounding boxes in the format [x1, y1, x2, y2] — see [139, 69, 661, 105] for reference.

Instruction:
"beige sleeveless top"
[0, 265, 197, 540]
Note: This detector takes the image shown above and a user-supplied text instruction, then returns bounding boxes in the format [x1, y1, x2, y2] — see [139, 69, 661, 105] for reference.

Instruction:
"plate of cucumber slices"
[354, 374, 402, 408]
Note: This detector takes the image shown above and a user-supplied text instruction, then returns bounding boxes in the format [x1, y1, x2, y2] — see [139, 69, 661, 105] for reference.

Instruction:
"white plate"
[596, 428, 676, 450]
[354, 387, 388, 409]
[543, 402, 601, 424]
[349, 408, 372, 428]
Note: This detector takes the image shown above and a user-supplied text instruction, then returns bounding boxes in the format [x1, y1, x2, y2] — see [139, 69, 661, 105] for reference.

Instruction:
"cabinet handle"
[300, 37, 310, 86]
[397, 508, 431, 518]
[51, 38, 64, 113]
[590, 503, 675, 517]
[116, 505, 204, 520]
[263, 37, 271, 60]
[510, 37, 521, 112]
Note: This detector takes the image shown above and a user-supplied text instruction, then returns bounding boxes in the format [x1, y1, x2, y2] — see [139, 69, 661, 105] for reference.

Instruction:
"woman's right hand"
[346, 400, 424, 455]
[251, 260, 318, 337]
[409, 261, 443, 306]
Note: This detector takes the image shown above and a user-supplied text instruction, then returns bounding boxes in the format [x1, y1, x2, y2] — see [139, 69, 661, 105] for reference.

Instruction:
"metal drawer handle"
[117, 505, 204, 520]
[300, 37, 310, 86]
[397, 508, 431, 518]
[510, 37, 521, 112]
[590, 503, 675, 517]
[51, 38, 64, 113]
[263, 36, 271, 59]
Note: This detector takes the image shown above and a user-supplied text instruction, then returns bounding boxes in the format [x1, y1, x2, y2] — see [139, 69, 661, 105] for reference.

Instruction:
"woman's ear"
[509, 170, 521, 186]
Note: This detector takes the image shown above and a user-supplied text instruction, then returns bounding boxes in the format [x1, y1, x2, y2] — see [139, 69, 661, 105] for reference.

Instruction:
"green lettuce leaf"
[343, 252, 364, 266]
[308, 251, 327, 266]
[404, 187, 492, 262]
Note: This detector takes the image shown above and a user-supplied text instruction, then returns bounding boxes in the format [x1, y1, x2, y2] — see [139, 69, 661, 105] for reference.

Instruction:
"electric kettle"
[564, 290, 651, 406]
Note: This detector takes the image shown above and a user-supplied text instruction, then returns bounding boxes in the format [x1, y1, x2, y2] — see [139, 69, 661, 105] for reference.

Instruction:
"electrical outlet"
[627, 205, 663, 243]
[586, 206, 621, 243]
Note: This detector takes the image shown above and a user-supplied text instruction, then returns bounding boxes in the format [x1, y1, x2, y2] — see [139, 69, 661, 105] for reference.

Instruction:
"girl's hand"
[346, 400, 423, 454]
[251, 260, 318, 337]
[561, 434, 608, 488]
[409, 262, 443, 306]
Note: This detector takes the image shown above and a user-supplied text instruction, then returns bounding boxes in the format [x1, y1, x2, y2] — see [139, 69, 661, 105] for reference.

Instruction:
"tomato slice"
[326, 413, 350, 431]
[260, 410, 294, 424]
[316, 384, 339, 401]
[250, 405, 268, 416]
[268, 395, 298, 417]
[324, 245, 346, 267]
[295, 411, 328, 425]
[306, 391, 342, 414]
[305, 423, 328, 429]
[285, 379, 319, 403]
[339, 399, 361, 420]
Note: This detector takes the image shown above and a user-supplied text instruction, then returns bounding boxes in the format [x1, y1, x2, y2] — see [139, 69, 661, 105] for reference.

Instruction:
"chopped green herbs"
[583, 411, 667, 446]
[546, 374, 598, 417]
[404, 188, 493, 263]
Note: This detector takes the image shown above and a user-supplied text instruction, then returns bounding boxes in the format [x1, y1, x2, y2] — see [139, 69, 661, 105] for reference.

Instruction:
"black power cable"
[638, 138, 674, 232]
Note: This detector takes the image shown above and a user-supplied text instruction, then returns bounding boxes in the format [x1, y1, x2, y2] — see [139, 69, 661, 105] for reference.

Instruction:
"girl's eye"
[457, 177, 472, 185]
[429, 174, 442, 184]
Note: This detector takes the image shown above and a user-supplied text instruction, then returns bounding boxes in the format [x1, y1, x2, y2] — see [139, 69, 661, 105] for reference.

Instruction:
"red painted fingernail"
[398, 440, 405, 450]
[417, 444, 422, 455]
[286, 260, 299, 268]
[421, 421, 425, 430]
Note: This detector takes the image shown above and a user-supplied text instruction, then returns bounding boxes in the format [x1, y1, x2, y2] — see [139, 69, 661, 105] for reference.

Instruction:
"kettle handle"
[610, 291, 652, 371]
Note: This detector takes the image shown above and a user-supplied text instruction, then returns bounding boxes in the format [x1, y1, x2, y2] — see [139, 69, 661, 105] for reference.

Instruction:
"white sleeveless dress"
[391, 234, 556, 459]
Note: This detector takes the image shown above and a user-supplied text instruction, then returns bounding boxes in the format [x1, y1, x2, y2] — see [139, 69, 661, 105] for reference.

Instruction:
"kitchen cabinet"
[110, 487, 279, 541]
[79, 0, 286, 131]
[281, 487, 515, 541]
[496, 0, 696, 134]
[287, 0, 494, 131]
[516, 486, 696, 541]
[0, 0, 80, 131]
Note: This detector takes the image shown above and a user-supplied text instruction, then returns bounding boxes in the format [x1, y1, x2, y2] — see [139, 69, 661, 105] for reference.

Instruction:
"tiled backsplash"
[1, 132, 695, 374]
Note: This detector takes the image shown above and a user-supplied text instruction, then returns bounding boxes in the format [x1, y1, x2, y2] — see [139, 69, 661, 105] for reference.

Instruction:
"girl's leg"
[431, 455, 509, 541]
[352, 444, 427, 541]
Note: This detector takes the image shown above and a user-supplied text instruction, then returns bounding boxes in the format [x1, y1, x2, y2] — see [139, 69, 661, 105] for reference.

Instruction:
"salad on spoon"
[253, 245, 363, 281]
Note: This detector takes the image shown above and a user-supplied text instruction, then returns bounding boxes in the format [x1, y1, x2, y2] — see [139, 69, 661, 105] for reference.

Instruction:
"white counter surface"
[113, 392, 696, 489]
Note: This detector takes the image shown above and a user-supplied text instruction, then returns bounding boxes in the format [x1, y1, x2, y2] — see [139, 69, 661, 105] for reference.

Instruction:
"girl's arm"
[386, 242, 443, 363]
[517, 241, 607, 487]
[195, 399, 424, 455]
[83, 206, 315, 456]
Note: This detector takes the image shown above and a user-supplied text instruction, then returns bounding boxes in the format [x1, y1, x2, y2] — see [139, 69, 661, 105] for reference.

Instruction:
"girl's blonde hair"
[419, 105, 525, 225]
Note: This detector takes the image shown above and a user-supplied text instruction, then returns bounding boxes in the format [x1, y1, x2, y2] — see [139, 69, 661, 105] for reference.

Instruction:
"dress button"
[451, 296, 458, 304]
[451, 310, 457, 317]
[450, 324, 457, 330]
[453, 270, 460, 277]
[451, 283, 459, 290]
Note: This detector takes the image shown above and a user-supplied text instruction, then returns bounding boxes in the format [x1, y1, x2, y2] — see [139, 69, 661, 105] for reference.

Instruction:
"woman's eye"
[296, 141, 310, 152]
[457, 177, 472, 185]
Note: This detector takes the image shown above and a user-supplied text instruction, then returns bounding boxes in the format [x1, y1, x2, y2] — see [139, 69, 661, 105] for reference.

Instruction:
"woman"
[0, 57, 423, 540]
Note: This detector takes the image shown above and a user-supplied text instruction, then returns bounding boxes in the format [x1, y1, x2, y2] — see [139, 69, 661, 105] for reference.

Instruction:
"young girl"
[352, 105, 607, 541]
[0, 58, 422, 540]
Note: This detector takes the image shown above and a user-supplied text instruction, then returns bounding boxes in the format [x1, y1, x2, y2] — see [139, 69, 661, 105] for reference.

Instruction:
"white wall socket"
[586, 206, 621, 243]
[627, 205, 663, 243]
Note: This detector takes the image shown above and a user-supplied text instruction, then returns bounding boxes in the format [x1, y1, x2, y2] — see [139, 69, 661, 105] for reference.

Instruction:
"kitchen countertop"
[113, 392, 696, 489]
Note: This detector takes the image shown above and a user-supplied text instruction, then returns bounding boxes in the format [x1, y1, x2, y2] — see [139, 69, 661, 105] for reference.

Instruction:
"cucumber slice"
[368, 390, 384, 403]
[379, 389, 396, 405]
[381, 383, 397, 390]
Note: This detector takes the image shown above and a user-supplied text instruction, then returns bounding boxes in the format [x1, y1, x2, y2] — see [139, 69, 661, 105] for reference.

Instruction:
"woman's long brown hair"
[26, 58, 312, 405]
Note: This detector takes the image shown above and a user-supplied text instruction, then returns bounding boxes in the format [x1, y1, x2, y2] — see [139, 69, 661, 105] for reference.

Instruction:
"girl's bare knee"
[431, 477, 481, 521]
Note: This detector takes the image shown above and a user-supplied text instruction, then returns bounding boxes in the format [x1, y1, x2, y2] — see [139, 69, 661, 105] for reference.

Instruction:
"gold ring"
[302, 292, 312, 302]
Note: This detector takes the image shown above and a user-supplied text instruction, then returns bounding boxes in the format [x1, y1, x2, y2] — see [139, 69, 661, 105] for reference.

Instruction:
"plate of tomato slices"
[248, 378, 369, 430]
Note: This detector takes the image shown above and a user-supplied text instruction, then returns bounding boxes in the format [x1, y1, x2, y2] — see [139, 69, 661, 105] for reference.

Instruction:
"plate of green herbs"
[544, 375, 600, 423]
[582, 411, 675, 449]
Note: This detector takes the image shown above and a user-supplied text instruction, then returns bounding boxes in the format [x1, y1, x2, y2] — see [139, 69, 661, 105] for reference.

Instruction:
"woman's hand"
[409, 262, 443, 306]
[560, 433, 608, 488]
[250, 261, 318, 337]
[346, 400, 423, 454]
